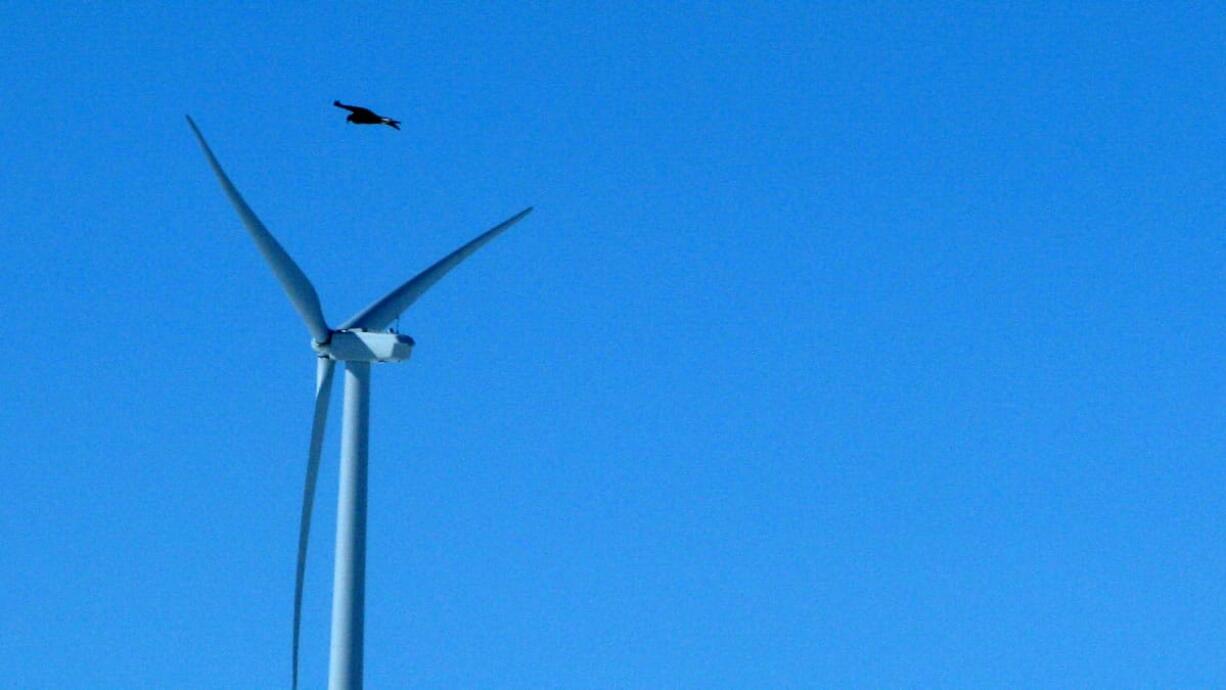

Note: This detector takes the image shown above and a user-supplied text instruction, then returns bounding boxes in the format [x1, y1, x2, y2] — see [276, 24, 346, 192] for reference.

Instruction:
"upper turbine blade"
[186, 116, 332, 343]
[339, 207, 533, 331]
[292, 357, 336, 690]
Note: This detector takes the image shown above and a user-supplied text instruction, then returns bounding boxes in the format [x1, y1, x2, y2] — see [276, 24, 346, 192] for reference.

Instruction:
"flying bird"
[333, 100, 401, 130]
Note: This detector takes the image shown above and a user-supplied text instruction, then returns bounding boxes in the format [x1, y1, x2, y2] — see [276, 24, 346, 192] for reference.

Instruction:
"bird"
[333, 100, 401, 130]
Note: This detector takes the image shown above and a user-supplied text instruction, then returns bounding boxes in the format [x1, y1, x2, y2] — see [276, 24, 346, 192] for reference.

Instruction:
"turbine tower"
[186, 116, 531, 690]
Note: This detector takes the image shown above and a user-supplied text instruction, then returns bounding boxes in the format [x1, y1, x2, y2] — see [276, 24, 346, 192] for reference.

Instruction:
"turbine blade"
[186, 116, 332, 343]
[292, 357, 335, 690]
[339, 207, 533, 331]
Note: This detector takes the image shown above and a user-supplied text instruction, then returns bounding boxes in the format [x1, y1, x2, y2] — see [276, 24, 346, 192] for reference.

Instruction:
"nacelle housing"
[314, 330, 414, 362]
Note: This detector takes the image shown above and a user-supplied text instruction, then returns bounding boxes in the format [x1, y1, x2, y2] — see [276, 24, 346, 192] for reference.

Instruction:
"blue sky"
[2, 3, 1225, 688]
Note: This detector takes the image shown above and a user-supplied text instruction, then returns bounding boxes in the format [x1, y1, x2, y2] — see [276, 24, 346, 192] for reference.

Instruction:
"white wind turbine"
[187, 116, 531, 690]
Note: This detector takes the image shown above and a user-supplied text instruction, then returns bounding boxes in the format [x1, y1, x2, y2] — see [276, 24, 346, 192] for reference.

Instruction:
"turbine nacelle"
[313, 330, 414, 363]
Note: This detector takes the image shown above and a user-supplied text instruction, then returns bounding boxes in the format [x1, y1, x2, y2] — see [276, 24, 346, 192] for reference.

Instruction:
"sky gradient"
[2, 3, 1225, 688]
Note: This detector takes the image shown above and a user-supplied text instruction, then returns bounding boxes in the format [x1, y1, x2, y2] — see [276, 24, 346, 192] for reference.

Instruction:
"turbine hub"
[313, 329, 414, 362]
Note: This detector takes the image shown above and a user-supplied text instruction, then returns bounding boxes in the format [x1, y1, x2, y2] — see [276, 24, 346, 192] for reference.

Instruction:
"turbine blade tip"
[185, 115, 205, 141]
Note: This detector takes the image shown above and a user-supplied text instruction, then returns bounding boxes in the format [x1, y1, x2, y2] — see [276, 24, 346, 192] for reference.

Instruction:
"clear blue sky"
[2, 3, 1224, 688]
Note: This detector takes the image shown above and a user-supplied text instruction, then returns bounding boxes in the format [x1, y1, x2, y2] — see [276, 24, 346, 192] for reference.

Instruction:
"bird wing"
[333, 101, 372, 116]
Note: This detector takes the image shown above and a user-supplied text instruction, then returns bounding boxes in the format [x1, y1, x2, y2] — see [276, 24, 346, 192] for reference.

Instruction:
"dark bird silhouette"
[333, 100, 401, 130]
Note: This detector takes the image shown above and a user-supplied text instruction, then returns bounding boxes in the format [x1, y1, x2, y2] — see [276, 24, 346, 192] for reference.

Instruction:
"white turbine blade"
[339, 207, 533, 331]
[186, 116, 332, 343]
[292, 357, 335, 690]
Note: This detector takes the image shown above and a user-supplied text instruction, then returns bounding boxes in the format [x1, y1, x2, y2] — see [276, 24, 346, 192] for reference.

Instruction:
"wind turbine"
[186, 116, 531, 690]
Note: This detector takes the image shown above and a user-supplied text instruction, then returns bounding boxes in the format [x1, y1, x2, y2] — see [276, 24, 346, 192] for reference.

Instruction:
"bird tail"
[384, 118, 401, 130]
